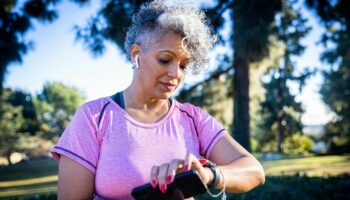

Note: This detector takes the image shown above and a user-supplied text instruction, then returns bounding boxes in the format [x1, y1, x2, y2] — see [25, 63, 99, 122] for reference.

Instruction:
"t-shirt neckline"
[107, 96, 176, 128]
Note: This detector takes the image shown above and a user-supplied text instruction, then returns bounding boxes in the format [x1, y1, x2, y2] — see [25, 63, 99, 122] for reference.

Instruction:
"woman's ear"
[130, 44, 141, 64]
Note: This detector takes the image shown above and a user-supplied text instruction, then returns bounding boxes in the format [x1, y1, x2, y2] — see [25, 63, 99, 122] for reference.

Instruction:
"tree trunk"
[232, 54, 251, 152]
[277, 67, 284, 153]
[6, 153, 12, 165]
[277, 116, 284, 153]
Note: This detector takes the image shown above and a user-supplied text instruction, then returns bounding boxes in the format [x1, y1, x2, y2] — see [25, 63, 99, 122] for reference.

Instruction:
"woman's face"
[134, 32, 190, 100]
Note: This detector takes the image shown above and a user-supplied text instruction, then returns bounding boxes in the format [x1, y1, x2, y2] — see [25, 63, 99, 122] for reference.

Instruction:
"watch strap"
[203, 161, 221, 188]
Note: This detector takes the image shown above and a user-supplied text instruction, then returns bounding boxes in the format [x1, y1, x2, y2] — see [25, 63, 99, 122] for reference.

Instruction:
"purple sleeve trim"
[204, 129, 226, 157]
[53, 146, 96, 169]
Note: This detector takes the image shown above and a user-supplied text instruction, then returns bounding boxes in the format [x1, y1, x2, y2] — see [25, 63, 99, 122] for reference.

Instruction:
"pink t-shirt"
[51, 97, 226, 200]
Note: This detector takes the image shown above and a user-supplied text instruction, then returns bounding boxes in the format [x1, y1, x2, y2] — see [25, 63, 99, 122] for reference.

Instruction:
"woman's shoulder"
[173, 99, 204, 116]
[78, 96, 113, 115]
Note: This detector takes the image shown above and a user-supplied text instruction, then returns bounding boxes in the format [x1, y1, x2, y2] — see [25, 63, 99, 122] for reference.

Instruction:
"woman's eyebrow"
[159, 50, 177, 56]
[159, 50, 189, 61]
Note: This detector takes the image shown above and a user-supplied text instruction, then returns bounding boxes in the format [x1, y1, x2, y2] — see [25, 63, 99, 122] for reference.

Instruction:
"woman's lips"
[160, 82, 176, 90]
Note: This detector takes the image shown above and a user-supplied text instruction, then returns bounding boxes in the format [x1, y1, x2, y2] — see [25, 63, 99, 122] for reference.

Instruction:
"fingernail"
[185, 165, 190, 171]
[199, 159, 207, 165]
[151, 180, 157, 188]
[160, 184, 166, 193]
[166, 176, 172, 185]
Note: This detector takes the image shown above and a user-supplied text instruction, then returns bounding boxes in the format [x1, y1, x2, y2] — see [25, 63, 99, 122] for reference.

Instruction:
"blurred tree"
[35, 82, 85, 141]
[0, 83, 84, 162]
[282, 133, 314, 155]
[73, 0, 145, 57]
[177, 66, 234, 131]
[7, 89, 40, 135]
[228, 0, 281, 151]
[73, 0, 281, 151]
[249, 37, 285, 152]
[259, 0, 312, 153]
[0, 0, 60, 90]
[0, 88, 25, 165]
[306, 0, 350, 153]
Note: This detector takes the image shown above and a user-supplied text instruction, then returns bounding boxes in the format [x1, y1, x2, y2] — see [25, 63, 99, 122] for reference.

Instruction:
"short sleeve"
[51, 104, 100, 174]
[196, 108, 227, 158]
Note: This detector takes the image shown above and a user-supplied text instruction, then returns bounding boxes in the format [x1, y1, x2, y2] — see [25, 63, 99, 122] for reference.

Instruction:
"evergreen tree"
[230, 0, 281, 151]
[0, 88, 25, 165]
[259, 0, 311, 153]
[8, 89, 40, 135]
[0, 83, 85, 163]
[0, 0, 60, 89]
[73, 0, 146, 57]
[177, 68, 234, 131]
[306, 0, 350, 153]
[35, 82, 85, 141]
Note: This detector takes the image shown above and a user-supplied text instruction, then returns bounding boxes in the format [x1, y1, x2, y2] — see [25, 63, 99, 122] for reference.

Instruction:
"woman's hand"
[150, 153, 213, 193]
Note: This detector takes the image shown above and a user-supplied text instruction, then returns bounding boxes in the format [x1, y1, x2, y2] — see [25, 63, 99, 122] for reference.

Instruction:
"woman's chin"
[155, 92, 173, 100]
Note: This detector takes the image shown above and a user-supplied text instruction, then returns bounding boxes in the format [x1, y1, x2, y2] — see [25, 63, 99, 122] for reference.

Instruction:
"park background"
[0, 0, 349, 199]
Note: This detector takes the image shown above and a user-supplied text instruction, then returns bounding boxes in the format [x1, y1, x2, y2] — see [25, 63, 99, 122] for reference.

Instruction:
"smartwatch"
[203, 161, 221, 188]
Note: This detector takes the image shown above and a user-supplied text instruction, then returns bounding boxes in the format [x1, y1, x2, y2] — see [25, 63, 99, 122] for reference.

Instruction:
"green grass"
[262, 155, 350, 176]
[0, 155, 350, 199]
[0, 159, 58, 199]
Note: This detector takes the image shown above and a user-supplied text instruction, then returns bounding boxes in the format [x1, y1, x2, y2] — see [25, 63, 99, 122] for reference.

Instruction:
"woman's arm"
[208, 134, 265, 193]
[57, 155, 95, 200]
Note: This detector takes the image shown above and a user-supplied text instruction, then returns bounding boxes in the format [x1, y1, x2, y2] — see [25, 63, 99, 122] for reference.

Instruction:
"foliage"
[7, 89, 40, 135]
[258, 0, 312, 152]
[177, 71, 233, 132]
[306, 0, 350, 153]
[73, 0, 147, 57]
[35, 82, 85, 141]
[0, 0, 60, 89]
[0, 82, 84, 163]
[0, 89, 25, 165]
[230, 0, 282, 152]
[261, 140, 279, 153]
[283, 134, 314, 155]
[17, 136, 54, 159]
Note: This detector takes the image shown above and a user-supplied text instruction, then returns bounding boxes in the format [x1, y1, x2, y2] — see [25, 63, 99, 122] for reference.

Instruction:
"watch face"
[204, 161, 216, 167]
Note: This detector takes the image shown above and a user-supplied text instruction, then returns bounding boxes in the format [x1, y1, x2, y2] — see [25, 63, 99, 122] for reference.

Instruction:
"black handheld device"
[131, 170, 207, 200]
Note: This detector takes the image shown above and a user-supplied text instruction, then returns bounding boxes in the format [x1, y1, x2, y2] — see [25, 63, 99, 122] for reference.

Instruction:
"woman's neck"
[122, 86, 171, 123]
[123, 85, 168, 110]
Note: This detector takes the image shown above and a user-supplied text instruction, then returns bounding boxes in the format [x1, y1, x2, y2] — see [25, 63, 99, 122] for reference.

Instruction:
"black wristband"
[203, 161, 221, 188]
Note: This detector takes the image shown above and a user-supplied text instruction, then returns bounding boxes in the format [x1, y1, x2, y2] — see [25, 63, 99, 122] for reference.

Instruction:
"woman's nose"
[167, 64, 184, 78]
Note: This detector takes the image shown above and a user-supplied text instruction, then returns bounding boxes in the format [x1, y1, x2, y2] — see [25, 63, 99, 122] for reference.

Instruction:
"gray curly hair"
[124, 0, 217, 74]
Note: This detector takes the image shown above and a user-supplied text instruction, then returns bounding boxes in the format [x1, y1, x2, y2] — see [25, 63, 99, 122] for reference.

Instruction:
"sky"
[4, 1, 334, 126]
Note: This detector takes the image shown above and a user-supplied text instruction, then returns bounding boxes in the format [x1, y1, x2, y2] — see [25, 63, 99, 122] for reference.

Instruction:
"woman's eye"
[180, 64, 188, 70]
[159, 58, 170, 64]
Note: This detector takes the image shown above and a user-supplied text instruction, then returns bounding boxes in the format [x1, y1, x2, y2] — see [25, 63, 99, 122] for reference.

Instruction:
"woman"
[51, 0, 265, 199]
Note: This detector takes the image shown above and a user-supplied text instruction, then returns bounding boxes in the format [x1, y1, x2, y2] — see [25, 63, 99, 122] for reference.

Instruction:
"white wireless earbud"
[134, 54, 140, 69]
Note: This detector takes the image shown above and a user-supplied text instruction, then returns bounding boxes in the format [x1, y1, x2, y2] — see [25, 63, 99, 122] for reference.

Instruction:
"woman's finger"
[157, 163, 170, 193]
[167, 159, 184, 185]
[183, 153, 212, 184]
[150, 165, 160, 188]
[183, 152, 202, 171]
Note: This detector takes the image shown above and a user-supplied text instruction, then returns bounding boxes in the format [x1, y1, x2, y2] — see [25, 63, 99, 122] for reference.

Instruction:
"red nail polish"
[160, 184, 166, 193]
[199, 159, 207, 165]
[166, 176, 172, 184]
[185, 165, 190, 171]
[151, 180, 157, 188]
